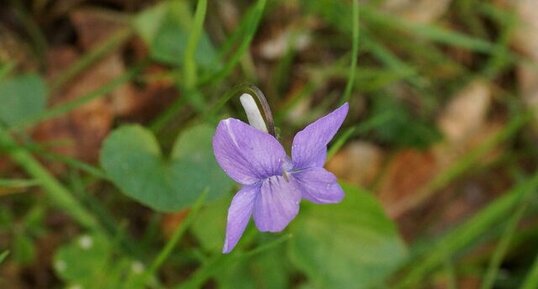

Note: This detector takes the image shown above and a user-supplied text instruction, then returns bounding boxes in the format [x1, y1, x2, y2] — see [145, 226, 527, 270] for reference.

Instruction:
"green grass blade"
[150, 0, 266, 131]
[520, 253, 538, 289]
[0, 251, 9, 264]
[175, 233, 290, 289]
[409, 23, 494, 53]
[480, 179, 533, 289]
[13, 61, 145, 131]
[183, 0, 207, 90]
[394, 172, 538, 289]
[0, 178, 39, 188]
[362, 35, 425, 88]
[361, 6, 495, 53]
[135, 190, 208, 288]
[50, 28, 133, 92]
[479, 3, 517, 79]
[0, 125, 102, 232]
[327, 126, 355, 161]
[327, 110, 395, 160]
[390, 111, 530, 217]
[340, 0, 359, 104]
[199, 0, 266, 85]
[149, 97, 188, 133]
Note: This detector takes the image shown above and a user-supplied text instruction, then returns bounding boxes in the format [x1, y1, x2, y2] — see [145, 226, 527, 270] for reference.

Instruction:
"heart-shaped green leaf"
[53, 234, 111, 285]
[0, 74, 47, 127]
[133, 1, 219, 69]
[53, 233, 141, 289]
[288, 183, 407, 289]
[100, 124, 233, 212]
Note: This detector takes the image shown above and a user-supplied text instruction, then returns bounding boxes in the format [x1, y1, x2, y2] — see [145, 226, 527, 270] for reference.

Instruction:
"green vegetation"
[0, 0, 537, 288]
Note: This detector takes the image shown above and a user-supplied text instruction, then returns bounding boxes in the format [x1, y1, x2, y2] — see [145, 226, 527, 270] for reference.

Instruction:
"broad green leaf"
[53, 233, 139, 289]
[0, 74, 47, 127]
[289, 183, 407, 289]
[133, 1, 219, 69]
[100, 124, 233, 212]
[191, 197, 230, 252]
[53, 234, 110, 285]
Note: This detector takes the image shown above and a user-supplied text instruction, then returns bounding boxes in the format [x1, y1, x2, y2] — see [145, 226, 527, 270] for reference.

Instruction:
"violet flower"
[213, 102, 349, 253]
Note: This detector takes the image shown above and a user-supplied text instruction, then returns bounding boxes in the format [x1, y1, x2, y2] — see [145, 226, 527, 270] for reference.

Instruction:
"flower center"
[281, 158, 293, 182]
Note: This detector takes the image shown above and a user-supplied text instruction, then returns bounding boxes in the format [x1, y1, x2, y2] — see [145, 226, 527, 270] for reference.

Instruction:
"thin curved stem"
[243, 85, 276, 137]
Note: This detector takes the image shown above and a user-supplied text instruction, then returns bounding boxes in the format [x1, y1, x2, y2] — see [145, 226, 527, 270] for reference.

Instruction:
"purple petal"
[223, 184, 259, 253]
[253, 176, 301, 232]
[293, 167, 344, 204]
[292, 103, 349, 169]
[213, 118, 287, 185]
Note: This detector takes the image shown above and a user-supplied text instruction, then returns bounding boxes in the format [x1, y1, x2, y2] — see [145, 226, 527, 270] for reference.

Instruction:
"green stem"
[136, 191, 208, 288]
[151, 0, 266, 132]
[198, 0, 266, 86]
[480, 181, 531, 289]
[0, 126, 101, 232]
[327, 111, 395, 161]
[183, 0, 207, 90]
[340, 0, 359, 104]
[176, 254, 229, 289]
[149, 97, 188, 133]
[176, 233, 291, 289]
[9, 0, 48, 61]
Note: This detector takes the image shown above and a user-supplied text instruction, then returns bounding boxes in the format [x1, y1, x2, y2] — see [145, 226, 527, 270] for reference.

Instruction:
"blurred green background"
[1, 0, 538, 288]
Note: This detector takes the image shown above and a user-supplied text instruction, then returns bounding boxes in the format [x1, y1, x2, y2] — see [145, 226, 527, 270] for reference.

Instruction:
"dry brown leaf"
[71, 7, 179, 120]
[513, 0, 538, 128]
[0, 25, 37, 72]
[258, 29, 311, 60]
[69, 8, 145, 117]
[434, 81, 497, 169]
[70, 8, 128, 50]
[513, 0, 538, 60]
[377, 149, 439, 217]
[432, 276, 481, 289]
[437, 80, 491, 145]
[32, 7, 178, 166]
[33, 45, 115, 167]
[161, 210, 190, 239]
[32, 7, 158, 167]
[377, 81, 495, 219]
[118, 81, 178, 122]
[327, 141, 383, 187]
[382, 0, 452, 24]
[254, 4, 312, 60]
